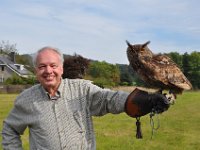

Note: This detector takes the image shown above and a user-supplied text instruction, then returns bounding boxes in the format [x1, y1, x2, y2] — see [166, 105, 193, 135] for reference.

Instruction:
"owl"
[126, 40, 192, 102]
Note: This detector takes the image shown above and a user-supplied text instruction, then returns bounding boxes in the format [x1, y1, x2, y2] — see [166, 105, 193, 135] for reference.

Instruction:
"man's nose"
[45, 66, 53, 73]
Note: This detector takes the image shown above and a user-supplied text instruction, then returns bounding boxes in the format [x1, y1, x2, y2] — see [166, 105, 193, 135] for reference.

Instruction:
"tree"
[88, 61, 120, 87]
[15, 54, 35, 73]
[182, 52, 191, 79]
[187, 51, 200, 89]
[62, 54, 90, 79]
[0, 40, 18, 54]
[117, 64, 145, 86]
[166, 52, 183, 70]
[117, 64, 134, 86]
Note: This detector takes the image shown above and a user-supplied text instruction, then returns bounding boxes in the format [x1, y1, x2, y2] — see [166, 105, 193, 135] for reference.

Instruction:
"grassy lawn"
[0, 91, 200, 150]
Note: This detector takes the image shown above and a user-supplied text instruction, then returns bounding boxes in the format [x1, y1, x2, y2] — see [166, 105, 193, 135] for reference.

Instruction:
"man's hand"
[125, 88, 170, 117]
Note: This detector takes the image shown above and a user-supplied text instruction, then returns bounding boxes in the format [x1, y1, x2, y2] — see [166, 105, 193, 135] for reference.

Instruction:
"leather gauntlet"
[125, 88, 170, 117]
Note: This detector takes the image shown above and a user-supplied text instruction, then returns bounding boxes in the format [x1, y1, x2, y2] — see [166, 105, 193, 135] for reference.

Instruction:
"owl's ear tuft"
[126, 40, 132, 48]
[142, 41, 150, 48]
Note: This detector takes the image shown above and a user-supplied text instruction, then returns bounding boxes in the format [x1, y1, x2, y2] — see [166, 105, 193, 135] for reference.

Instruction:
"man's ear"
[61, 65, 64, 75]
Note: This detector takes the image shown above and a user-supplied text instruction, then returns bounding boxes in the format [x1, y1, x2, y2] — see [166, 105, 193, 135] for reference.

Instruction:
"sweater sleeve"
[87, 82, 129, 116]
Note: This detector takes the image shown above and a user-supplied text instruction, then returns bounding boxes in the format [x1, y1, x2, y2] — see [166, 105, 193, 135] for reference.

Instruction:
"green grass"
[0, 94, 29, 150]
[0, 91, 200, 150]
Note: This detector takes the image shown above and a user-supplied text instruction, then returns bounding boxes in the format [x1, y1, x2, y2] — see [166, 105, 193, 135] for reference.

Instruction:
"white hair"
[32, 46, 64, 68]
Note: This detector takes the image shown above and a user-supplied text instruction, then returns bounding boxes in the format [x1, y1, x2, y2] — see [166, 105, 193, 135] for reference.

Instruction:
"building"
[0, 52, 33, 83]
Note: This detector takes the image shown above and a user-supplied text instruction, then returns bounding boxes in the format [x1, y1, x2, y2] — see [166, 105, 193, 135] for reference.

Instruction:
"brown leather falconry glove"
[125, 88, 170, 118]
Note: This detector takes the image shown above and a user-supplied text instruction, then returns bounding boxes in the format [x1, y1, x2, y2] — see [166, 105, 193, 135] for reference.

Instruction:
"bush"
[4, 74, 36, 85]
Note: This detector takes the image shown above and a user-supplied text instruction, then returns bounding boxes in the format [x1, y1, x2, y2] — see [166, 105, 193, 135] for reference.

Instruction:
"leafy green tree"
[88, 61, 120, 87]
[182, 52, 191, 79]
[117, 64, 145, 86]
[15, 54, 34, 73]
[117, 64, 134, 86]
[187, 51, 200, 89]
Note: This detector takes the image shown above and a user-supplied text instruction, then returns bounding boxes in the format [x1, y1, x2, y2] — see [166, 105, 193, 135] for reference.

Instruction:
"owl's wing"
[140, 54, 192, 90]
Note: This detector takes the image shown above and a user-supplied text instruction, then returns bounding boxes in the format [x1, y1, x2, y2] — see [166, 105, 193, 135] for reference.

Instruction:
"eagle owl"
[126, 40, 192, 102]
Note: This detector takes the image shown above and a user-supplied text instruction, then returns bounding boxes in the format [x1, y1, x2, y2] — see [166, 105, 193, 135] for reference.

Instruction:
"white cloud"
[0, 0, 199, 64]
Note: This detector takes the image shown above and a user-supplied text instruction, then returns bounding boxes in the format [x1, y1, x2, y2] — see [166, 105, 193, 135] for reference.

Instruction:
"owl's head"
[126, 40, 153, 58]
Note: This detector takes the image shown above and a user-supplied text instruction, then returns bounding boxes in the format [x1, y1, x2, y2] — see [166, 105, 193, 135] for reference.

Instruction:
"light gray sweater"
[2, 79, 129, 150]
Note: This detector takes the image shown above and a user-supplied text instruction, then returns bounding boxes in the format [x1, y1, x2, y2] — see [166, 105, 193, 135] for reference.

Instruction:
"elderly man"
[2, 47, 170, 150]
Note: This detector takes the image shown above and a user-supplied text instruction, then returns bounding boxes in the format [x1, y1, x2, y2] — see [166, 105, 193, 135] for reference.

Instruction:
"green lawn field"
[0, 91, 200, 150]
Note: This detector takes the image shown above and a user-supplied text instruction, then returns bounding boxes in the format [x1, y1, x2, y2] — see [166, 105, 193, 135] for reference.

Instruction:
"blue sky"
[0, 0, 199, 64]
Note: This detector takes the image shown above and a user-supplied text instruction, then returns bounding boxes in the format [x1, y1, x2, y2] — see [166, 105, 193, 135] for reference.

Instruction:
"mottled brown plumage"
[126, 40, 192, 95]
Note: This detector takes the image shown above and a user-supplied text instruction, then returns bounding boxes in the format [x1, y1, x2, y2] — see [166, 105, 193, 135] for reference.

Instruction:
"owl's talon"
[164, 93, 176, 105]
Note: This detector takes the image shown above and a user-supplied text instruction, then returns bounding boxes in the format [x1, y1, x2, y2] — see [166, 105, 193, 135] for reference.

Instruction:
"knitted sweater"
[2, 79, 129, 150]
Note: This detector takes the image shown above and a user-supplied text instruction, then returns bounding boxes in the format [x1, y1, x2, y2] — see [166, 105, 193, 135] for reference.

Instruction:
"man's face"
[35, 49, 63, 91]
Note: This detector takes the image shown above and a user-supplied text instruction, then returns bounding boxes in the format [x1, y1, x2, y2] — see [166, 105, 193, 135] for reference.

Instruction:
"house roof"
[0, 55, 32, 76]
[0, 55, 13, 64]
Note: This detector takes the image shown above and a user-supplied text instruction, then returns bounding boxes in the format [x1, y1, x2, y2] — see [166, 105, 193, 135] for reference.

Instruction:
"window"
[1, 66, 4, 71]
